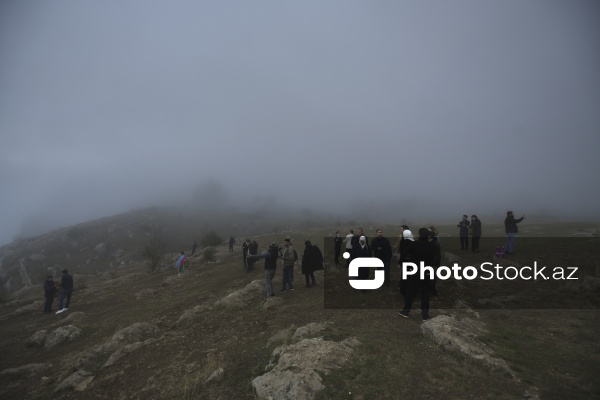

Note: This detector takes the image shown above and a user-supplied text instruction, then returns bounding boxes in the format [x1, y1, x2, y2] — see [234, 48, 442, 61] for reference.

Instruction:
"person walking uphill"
[504, 211, 525, 254]
[302, 240, 324, 288]
[44, 276, 57, 314]
[56, 269, 73, 314]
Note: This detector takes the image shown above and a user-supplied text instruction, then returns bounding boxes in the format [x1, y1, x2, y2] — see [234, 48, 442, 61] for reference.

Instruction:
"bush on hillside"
[201, 230, 222, 247]
[143, 235, 166, 272]
[203, 247, 217, 263]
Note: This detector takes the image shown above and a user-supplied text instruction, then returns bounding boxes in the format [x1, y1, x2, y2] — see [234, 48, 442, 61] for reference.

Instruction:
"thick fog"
[1, 1, 599, 245]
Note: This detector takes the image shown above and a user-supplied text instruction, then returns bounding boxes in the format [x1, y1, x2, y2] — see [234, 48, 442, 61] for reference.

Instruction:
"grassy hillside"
[0, 216, 598, 399]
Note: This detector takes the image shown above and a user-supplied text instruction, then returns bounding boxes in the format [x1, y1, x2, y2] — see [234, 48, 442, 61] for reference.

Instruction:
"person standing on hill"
[398, 228, 436, 321]
[242, 239, 250, 271]
[397, 228, 415, 295]
[371, 229, 393, 287]
[247, 239, 258, 272]
[457, 215, 470, 250]
[55, 269, 73, 314]
[504, 211, 525, 254]
[428, 226, 442, 296]
[343, 229, 354, 267]
[352, 235, 372, 286]
[470, 215, 482, 253]
[280, 239, 296, 293]
[43, 276, 57, 314]
[176, 252, 187, 274]
[334, 231, 343, 265]
[191, 240, 197, 256]
[247, 243, 279, 298]
[302, 240, 324, 288]
[229, 236, 235, 252]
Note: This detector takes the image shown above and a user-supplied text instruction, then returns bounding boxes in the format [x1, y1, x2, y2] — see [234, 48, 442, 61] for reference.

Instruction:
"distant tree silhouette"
[142, 235, 166, 272]
[201, 230, 223, 247]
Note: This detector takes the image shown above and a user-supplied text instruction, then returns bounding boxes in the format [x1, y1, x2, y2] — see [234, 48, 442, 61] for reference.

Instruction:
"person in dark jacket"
[397, 229, 415, 295]
[398, 228, 437, 321]
[43, 276, 57, 314]
[248, 239, 259, 271]
[242, 239, 250, 271]
[371, 229, 393, 287]
[247, 243, 279, 298]
[56, 269, 73, 314]
[504, 211, 525, 254]
[457, 215, 470, 250]
[470, 215, 482, 253]
[334, 231, 343, 265]
[301, 240, 323, 287]
[428, 226, 442, 295]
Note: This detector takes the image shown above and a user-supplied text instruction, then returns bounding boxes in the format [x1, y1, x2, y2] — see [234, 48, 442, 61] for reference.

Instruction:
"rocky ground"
[1, 224, 599, 399]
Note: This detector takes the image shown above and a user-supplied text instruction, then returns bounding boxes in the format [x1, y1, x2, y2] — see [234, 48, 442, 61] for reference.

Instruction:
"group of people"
[43, 269, 73, 315]
[456, 215, 482, 252]
[336, 226, 440, 321]
[244, 238, 324, 298]
[457, 212, 526, 255]
[334, 210, 525, 321]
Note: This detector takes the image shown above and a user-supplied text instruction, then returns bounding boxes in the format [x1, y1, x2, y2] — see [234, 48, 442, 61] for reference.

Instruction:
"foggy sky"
[1, 0, 599, 245]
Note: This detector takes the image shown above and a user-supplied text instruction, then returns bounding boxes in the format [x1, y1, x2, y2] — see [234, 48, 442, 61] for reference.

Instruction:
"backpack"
[495, 245, 505, 258]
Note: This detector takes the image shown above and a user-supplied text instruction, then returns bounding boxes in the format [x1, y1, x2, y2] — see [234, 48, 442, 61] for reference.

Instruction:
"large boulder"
[252, 335, 360, 399]
[421, 315, 516, 378]
[215, 280, 264, 308]
[112, 322, 159, 342]
[45, 325, 82, 349]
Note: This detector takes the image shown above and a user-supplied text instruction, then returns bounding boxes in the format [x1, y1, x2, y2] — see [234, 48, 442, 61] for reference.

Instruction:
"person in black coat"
[397, 229, 415, 295]
[505, 211, 525, 254]
[301, 240, 323, 287]
[43, 276, 57, 314]
[457, 215, 470, 250]
[398, 228, 437, 321]
[371, 229, 393, 287]
[470, 215, 482, 253]
[428, 226, 442, 295]
[333, 231, 343, 265]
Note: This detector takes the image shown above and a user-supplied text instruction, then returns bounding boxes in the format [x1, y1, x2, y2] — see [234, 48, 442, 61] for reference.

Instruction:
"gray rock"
[26, 330, 48, 348]
[112, 322, 159, 342]
[54, 370, 94, 392]
[52, 311, 85, 327]
[0, 363, 52, 377]
[14, 300, 43, 314]
[252, 336, 359, 400]
[45, 325, 82, 349]
[203, 367, 224, 384]
[95, 243, 107, 255]
[215, 280, 263, 308]
[292, 322, 330, 343]
[421, 315, 516, 378]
